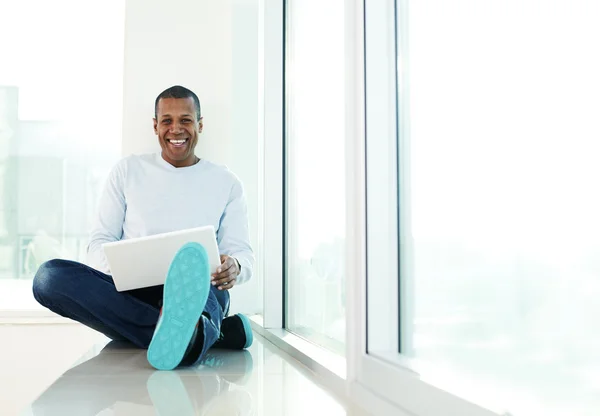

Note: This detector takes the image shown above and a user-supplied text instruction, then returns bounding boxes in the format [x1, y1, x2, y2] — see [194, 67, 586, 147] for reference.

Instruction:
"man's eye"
[162, 119, 171, 124]
[182, 119, 191, 123]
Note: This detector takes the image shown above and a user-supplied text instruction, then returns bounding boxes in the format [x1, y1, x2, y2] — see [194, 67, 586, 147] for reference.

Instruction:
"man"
[32, 85, 254, 370]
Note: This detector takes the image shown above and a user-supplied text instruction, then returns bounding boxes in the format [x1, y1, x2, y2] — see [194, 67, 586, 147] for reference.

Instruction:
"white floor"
[0, 280, 40, 310]
[1, 323, 369, 416]
[0, 324, 107, 415]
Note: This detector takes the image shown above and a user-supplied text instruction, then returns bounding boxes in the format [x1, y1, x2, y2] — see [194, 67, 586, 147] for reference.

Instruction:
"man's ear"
[153, 118, 158, 135]
[198, 117, 204, 133]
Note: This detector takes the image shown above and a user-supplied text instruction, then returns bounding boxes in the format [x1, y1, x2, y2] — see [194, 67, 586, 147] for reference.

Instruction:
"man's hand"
[211, 255, 240, 290]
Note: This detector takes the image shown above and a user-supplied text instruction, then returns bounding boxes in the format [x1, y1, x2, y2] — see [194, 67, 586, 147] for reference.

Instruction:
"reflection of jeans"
[29, 342, 254, 416]
[32, 259, 229, 363]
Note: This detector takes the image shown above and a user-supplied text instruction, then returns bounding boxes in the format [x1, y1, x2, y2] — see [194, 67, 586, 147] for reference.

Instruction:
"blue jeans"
[32, 259, 229, 365]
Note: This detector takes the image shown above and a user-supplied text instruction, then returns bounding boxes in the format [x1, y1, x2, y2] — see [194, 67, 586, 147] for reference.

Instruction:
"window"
[0, 1, 124, 296]
[362, 0, 600, 415]
[405, 1, 600, 414]
[285, 0, 346, 354]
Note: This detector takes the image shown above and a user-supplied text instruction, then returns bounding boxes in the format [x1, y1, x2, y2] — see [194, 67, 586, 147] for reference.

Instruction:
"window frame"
[347, 0, 504, 415]
[261, 0, 285, 330]
[253, 0, 351, 392]
[259, 0, 501, 413]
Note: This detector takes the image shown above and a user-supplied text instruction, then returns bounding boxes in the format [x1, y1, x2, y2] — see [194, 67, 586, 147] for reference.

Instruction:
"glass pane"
[364, 0, 401, 356]
[0, 1, 124, 307]
[285, 0, 346, 354]
[405, 1, 600, 414]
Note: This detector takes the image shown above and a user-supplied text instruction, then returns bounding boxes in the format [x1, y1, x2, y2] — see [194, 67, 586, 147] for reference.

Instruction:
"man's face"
[153, 97, 203, 167]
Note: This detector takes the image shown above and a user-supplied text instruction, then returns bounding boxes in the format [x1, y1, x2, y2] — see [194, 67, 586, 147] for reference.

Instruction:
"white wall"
[229, 0, 262, 314]
[122, 0, 261, 313]
[122, 0, 233, 165]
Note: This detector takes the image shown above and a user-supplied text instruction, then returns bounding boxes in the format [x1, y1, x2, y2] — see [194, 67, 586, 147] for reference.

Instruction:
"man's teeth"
[169, 139, 187, 145]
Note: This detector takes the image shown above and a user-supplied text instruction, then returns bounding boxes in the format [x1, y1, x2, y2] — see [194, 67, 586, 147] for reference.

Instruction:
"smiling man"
[32, 85, 254, 370]
[155, 90, 202, 167]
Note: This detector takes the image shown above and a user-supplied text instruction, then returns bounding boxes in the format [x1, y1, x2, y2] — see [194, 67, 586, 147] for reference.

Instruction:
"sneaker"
[212, 313, 253, 350]
[147, 242, 211, 371]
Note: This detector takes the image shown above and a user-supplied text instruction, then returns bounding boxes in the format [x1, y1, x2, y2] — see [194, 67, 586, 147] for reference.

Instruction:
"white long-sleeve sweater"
[86, 153, 254, 285]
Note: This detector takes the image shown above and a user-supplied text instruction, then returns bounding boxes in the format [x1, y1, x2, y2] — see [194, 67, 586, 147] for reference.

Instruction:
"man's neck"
[161, 152, 199, 168]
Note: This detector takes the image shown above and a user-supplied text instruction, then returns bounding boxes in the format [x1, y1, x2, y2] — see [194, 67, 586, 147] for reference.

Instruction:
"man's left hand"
[211, 255, 240, 290]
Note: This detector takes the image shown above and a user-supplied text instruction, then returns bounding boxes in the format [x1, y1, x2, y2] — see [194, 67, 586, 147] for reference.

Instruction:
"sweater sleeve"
[86, 161, 127, 274]
[216, 177, 254, 285]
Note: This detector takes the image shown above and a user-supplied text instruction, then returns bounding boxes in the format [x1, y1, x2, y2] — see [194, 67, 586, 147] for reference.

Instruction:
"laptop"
[102, 225, 221, 292]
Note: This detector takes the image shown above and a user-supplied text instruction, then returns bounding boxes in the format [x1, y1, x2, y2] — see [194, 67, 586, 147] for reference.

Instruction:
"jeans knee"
[33, 259, 68, 305]
[211, 285, 230, 314]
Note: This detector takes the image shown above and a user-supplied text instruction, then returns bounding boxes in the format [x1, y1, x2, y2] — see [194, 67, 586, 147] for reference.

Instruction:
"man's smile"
[167, 138, 189, 147]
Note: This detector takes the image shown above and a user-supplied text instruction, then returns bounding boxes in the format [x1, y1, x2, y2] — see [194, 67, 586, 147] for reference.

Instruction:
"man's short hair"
[154, 85, 201, 120]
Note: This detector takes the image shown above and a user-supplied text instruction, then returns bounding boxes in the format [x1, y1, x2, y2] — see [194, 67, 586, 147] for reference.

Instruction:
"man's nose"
[169, 122, 184, 134]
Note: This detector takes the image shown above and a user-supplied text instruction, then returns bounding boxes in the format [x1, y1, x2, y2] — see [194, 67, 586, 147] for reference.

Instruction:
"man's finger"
[212, 273, 235, 286]
[213, 268, 236, 283]
[212, 269, 236, 285]
[218, 278, 236, 290]
[214, 259, 234, 275]
[212, 265, 235, 279]
[219, 254, 232, 266]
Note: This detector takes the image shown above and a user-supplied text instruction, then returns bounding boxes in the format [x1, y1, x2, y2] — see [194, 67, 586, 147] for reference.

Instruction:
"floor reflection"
[28, 341, 255, 416]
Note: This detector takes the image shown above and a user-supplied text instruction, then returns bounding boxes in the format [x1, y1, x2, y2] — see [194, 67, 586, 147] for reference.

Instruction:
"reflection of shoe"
[199, 349, 254, 385]
[201, 349, 253, 372]
[213, 314, 253, 349]
[147, 243, 211, 371]
[203, 388, 254, 416]
[147, 371, 197, 416]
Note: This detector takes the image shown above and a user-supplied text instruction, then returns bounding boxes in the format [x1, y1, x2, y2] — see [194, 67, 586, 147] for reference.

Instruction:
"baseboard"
[248, 316, 347, 395]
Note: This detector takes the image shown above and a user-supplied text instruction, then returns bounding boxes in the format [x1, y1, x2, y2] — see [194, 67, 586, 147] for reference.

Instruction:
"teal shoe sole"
[237, 313, 253, 349]
[147, 242, 210, 371]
